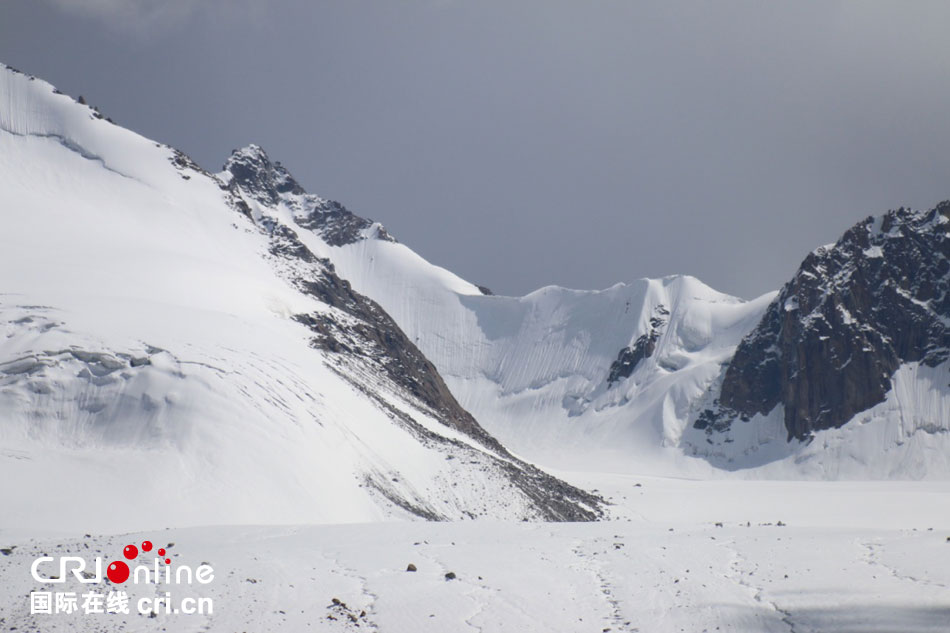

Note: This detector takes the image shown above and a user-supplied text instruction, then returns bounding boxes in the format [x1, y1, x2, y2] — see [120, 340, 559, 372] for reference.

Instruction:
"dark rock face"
[294, 198, 394, 247]
[696, 203, 950, 441]
[222, 144, 305, 206]
[222, 145, 395, 247]
[169, 149, 201, 179]
[290, 276, 504, 454]
[607, 306, 668, 386]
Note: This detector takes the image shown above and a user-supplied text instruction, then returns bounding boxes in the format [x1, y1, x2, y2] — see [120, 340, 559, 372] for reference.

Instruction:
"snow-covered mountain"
[214, 139, 771, 475]
[220, 127, 950, 479]
[687, 204, 950, 477]
[2, 56, 948, 517]
[0, 63, 603, 531]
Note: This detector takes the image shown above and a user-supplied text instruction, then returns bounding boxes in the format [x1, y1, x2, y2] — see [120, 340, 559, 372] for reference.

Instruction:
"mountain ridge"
[3, 61, 948, 486]
[219, 142, 950, 478]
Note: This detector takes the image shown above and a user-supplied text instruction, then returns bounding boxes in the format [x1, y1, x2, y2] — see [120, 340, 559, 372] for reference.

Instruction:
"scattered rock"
[326, 598, 367, 624]
[444, 572, 457, 581]
[406, 563, 417, 572]
[0, 547, 14, 556]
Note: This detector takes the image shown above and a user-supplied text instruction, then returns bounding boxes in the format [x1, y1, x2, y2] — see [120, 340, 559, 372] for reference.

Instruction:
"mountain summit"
[221, 144, 394, 246]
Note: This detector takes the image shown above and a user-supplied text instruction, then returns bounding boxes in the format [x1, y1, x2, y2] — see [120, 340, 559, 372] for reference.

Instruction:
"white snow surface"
[0, 64, 589, 529]
[1, 477, 948, 632]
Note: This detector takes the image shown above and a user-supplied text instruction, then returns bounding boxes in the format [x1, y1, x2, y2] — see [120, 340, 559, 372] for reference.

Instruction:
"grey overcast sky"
[2, 1, 949, 299]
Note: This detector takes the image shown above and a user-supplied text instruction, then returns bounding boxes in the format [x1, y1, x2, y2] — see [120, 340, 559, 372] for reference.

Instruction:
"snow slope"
[336, 263, 773, 473]
[0, 63, 600, 529]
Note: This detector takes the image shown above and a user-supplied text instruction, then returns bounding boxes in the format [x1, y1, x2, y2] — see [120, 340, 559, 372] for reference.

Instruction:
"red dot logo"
[141, 540, 153, 552]
[164, 558, 171, 564]
[157, 548, 166, 557]
[106, 561, 130, 584]
[123, 544, 138, 560]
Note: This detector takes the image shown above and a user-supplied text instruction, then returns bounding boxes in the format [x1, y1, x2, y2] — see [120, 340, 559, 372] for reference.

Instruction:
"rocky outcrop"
[222, 145, 395, 246]
[696, 203, 950, 441]
[607, 306, 668, 386]
[222, 144, 306, 205]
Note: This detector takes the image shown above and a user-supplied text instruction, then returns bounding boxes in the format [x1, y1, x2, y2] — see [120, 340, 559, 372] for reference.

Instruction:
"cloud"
[49, 0, 196, 22]
[42, 0, 257, 31]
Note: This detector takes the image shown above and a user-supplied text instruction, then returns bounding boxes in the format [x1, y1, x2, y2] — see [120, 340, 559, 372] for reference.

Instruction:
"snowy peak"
[222, 144, 394, 247]
[696, 203, 950, 442]
[221, 144, 305, 205]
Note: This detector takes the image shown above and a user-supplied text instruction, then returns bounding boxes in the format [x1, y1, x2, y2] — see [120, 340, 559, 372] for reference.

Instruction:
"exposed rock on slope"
[696, 204, 950, 441]
[607, 305, 669, 387]
[221, 145, 603, 520]
[221, 145, 395, 246]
